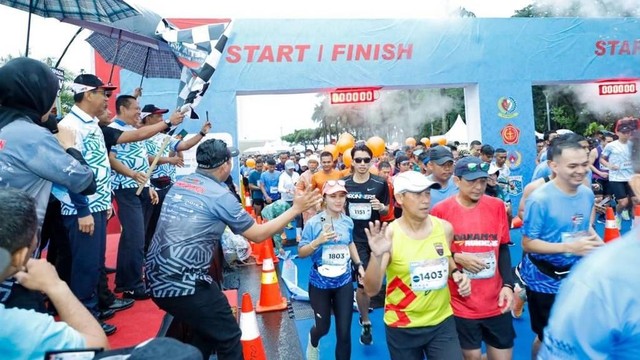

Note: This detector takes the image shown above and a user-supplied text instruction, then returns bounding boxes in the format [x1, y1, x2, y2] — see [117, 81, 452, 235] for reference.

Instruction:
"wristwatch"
[163, 117, 172, 127]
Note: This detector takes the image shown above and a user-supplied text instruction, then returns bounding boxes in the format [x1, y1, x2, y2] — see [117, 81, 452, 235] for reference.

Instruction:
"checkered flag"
[156, 19, 226, 70]
[175, 22, 232, 119]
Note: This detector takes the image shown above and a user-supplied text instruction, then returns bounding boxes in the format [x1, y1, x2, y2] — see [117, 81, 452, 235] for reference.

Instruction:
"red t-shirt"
[430, 195, 510, 319]
[380, 180, 395, 222]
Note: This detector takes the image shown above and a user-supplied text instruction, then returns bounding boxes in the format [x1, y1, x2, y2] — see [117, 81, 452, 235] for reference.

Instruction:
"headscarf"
[0, 57, 59, 126]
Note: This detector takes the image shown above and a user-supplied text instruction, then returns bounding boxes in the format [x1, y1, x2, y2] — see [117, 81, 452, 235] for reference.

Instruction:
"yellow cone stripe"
[262, 271, 278, 285]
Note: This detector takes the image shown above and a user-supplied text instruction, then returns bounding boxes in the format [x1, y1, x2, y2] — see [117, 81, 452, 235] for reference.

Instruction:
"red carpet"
[105, 233, 164, 349]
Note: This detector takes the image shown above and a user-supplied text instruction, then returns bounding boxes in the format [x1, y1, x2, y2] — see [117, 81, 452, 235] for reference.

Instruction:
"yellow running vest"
[383, 216, 453, 328]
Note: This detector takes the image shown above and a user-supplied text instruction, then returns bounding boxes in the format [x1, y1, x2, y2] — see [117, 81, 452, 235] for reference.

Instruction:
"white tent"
[430, 115, 469, 145]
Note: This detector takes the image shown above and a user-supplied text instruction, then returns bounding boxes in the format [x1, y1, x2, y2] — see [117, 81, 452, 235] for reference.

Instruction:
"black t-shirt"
[99, 125, 123, 153]
[343, 174, 389, 243]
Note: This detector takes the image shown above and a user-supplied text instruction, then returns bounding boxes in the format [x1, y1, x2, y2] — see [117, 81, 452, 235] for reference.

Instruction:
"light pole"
[543, 89, 551, 131]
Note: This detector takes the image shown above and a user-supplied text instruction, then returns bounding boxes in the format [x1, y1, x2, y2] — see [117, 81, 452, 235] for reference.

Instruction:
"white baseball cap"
[393, 171, 441, 195]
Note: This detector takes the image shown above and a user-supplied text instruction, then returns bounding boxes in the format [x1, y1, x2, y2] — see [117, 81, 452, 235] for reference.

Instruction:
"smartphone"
[44, 348, 103, 360]
[320, 215, 334, 234]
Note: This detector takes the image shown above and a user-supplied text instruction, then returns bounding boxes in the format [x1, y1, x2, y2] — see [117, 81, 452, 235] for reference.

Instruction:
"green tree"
[0, 54, 76, 117]
[281, 128, 323, 150]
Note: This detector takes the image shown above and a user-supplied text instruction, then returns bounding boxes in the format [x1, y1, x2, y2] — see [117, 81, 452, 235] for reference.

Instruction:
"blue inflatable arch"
[119, 18, 640, 204]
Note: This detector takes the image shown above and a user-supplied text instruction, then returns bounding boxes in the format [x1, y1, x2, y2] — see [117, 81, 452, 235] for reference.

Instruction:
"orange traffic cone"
[256, 246, 287, 313]
[511, 216, 523, 229]
[239, 293, 267, 360]
[255, 237, 279, 265]
[604, 207, 621, 243]
[634, 205, 640, 228]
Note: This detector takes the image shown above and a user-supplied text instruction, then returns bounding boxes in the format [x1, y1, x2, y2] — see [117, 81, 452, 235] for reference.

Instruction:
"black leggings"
[309, 282, 354, 360]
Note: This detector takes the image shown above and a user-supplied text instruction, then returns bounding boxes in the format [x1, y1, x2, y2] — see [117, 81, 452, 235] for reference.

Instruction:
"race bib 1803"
[321, 244, 350, 266]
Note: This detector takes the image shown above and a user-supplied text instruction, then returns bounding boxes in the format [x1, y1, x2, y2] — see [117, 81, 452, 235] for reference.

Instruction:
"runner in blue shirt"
[520, 140, 603, 358]
[426, 146, 459, 207]
[248, 159, 264, 217]
[298, 180, 363, 360]
[260, 158, 281, 203]
[540, 131, 640, 359]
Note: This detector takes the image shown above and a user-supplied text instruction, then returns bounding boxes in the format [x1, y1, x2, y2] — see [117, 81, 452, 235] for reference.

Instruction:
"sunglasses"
[326, 179, 346, 186]
[465, 162, 490, 172]
[354, 157, 371, 164]
[92, 89, 112, 98]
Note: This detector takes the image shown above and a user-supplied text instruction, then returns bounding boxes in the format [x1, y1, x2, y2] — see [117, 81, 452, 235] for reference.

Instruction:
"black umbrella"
[0, 0, 139, 56]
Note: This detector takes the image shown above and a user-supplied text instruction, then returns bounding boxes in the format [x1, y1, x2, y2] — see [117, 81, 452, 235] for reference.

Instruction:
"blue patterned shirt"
[109, 119, 150, 189]
[145, 133, 181, 187]
[57, 106, 112, 214]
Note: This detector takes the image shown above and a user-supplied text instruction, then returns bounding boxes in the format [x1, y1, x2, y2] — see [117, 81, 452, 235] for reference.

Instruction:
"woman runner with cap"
[298, 180, 363, 360]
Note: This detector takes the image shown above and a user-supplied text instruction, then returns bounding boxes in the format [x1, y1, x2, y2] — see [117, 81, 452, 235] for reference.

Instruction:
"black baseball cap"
[429, 146, 454, 165]
[141, 104, 169, 119]
[196, 139, 239, 169]
[70, 74, 117, 94]
[455, 156, 489, 181]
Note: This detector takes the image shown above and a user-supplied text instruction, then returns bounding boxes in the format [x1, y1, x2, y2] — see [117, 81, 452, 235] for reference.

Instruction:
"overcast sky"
[0, 0, 530, 142]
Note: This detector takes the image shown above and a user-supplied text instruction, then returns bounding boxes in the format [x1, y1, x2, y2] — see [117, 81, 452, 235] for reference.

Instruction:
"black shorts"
[385, 316, 462, 359]
[454, 312, 515, 350]
[608, 181, 634, 200]
[354, 242, 372, 288]
[526, 288, 556, 340]
[251, 198, 264, 207]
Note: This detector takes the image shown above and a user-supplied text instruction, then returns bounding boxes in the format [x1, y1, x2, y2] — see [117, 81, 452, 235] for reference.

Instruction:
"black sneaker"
[101, 321, 117, 336]
[122, 288, 150, 300]
[105, 298, 135, 312]
[98, 308, 115, 321]
[359, 323, 372, 345]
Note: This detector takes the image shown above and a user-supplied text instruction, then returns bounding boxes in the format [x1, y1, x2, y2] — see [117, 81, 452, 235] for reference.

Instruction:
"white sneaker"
[622, 210, 631, 221]
[306, 334, 319, 360]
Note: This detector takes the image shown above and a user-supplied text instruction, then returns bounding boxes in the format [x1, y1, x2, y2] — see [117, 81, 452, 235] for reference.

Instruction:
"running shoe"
[306, 334, 319, 360]
[359, 322, 373, 345]
[621, 210, 631, 221]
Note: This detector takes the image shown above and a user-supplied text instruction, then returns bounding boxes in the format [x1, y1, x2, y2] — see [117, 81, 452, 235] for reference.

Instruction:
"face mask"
[39, 114, 59, 134]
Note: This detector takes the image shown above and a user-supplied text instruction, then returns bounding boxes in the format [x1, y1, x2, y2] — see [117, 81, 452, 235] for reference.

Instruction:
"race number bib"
[322, 244, 350, 266]
[349, 203, 372, 220]
[409, 257, 448, 291]
[269, 186, 278, 194]
[462, 251, 496, 280]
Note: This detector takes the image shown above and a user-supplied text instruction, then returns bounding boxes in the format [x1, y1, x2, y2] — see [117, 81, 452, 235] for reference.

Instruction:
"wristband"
[502, 283, 514, 290]
[353, 262, 362, 268]
[310, 241, 318, 250]
[199, 131, 206, 137]
[450, 268, 461, 278]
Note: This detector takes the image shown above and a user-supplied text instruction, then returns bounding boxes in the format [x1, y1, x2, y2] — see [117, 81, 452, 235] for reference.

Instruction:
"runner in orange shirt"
[311, 151, 344, 192]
